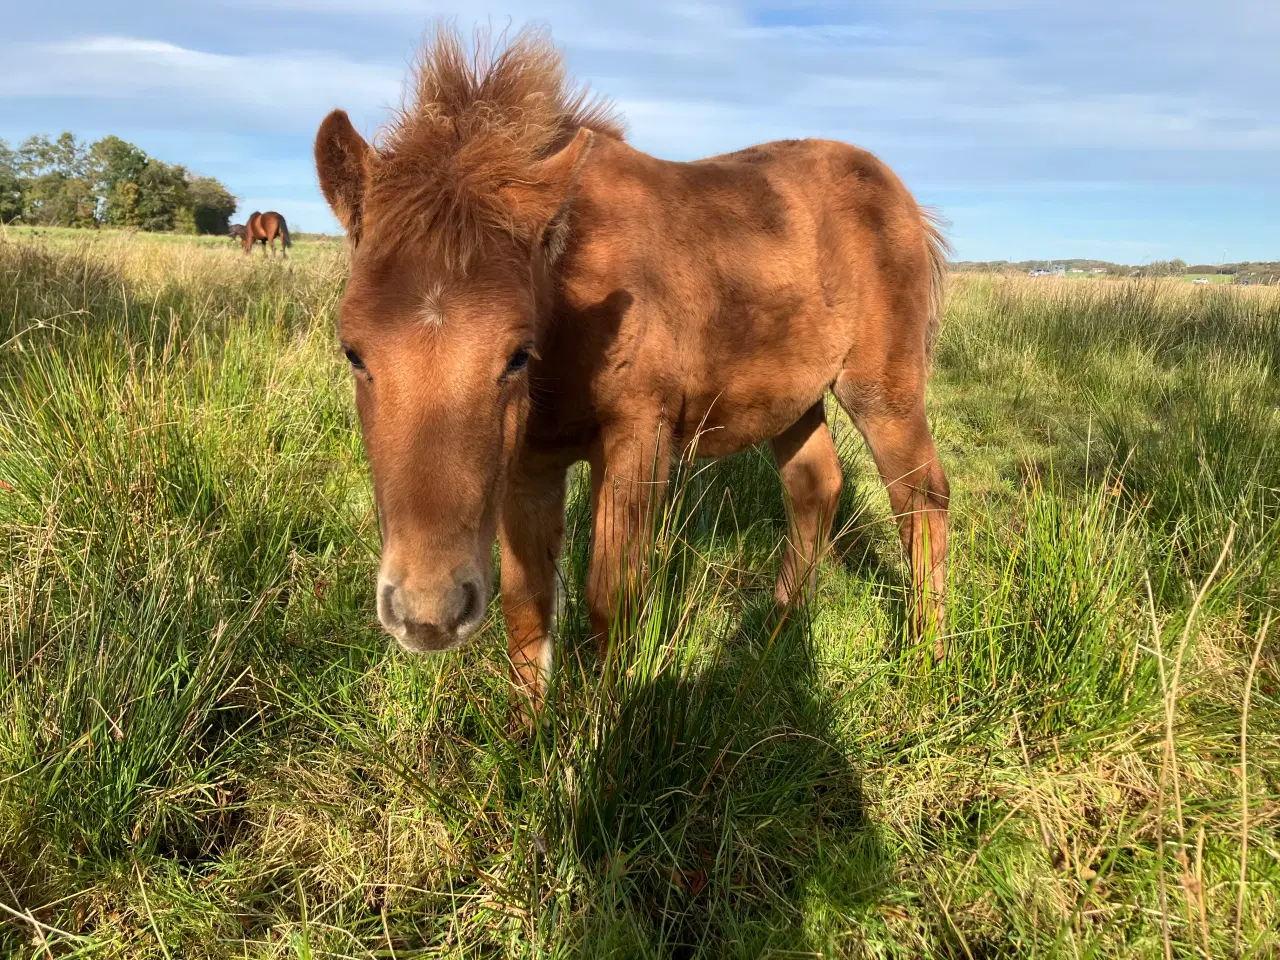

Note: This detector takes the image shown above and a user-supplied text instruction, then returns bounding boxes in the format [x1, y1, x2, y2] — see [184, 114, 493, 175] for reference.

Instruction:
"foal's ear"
[315, 109, 373, 238]
[501, 127, 595, 254]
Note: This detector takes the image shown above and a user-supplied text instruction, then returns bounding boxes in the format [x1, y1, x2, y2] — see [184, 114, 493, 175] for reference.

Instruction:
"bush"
[188, 176, 238, 235]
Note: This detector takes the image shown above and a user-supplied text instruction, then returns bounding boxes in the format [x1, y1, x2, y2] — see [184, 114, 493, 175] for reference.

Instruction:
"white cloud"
[949, 95, 1280, 152]
[0, 36, 403, 132]
[9, 5, 1279, 159]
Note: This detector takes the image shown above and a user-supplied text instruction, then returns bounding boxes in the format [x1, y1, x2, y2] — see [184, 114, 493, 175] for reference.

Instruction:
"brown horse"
[314, 26, 951, 713]
[240, 211, 291, 256]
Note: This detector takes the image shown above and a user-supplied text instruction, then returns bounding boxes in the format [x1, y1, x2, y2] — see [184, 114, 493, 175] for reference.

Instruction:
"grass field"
[0, 225, 343, 260]
[1, 228, 1278, 958]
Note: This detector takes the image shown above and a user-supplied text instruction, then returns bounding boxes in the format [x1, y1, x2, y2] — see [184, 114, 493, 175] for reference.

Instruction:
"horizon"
[3, 2, 1278, 263]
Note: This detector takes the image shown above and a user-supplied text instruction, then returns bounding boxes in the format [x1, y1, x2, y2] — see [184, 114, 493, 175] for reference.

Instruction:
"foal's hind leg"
[770, 402, 843, 605]
[835, 383, 950, 654]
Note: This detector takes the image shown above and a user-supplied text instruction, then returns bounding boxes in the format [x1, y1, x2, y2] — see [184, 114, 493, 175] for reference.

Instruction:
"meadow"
[0, 227, 1277, 958]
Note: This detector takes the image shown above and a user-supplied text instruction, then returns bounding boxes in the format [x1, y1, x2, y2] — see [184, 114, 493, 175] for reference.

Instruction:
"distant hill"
[1229, 262, 1280, 284]
[953, 259, 1120, 275]
[952, 259, 1280, 283]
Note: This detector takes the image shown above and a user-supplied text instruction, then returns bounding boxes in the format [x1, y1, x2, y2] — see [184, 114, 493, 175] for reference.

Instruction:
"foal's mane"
[364, 25, 625, 269]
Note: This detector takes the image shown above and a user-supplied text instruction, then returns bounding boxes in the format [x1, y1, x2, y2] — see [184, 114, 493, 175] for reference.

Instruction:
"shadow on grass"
[545, 599, 891, 958]
[528, 448, 900, 956]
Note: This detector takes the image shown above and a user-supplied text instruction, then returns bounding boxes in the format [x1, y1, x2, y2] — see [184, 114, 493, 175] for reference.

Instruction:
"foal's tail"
[920, 205, 951, 375]
[279, 216, 292, 249]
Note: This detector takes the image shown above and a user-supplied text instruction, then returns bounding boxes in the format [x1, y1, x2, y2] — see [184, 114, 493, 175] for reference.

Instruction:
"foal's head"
[314, 27, 620, 652]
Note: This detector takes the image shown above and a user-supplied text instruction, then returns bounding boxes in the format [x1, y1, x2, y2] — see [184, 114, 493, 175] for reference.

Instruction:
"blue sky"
[3, 1, 1278, 263]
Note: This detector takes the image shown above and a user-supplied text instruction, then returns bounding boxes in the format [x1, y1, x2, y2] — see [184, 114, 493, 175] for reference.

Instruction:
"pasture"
[1, 229, 1277, 957]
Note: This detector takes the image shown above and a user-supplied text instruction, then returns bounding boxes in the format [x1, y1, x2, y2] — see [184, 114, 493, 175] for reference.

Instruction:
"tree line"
[0, 132, 237, 235]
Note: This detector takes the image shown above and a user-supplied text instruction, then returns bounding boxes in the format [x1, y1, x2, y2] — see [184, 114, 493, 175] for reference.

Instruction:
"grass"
[0, 224, 343, 261]
[0, 231, 1277, 957]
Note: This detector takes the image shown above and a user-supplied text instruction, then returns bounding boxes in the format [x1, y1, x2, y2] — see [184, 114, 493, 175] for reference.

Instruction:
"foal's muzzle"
[376, 563, 487, 652]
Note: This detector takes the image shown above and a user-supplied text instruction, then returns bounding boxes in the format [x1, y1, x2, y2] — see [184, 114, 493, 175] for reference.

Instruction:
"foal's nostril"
[451, 581, 480, 632]
[379, 582, 399, 624]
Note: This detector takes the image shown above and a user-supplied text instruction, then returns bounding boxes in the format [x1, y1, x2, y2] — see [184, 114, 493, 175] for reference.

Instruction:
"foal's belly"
[661, 306, 844, 457]
[671, 370, 835, 459]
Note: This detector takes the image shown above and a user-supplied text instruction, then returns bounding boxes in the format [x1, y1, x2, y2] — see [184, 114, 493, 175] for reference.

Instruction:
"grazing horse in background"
[229, 223, 247, 243]
[240, 211, 292, 256]
[314, 26, 952, 715]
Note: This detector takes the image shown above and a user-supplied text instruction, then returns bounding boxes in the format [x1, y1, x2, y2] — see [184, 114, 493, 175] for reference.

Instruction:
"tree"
[135, 161, 188, 232]
[91, 136, 149, 226]
[0, 139, 22, 223]
[1135, 259, 1186, 279]
[51, 132, 91, 180]
[187, 176, 237, 235]
[19, 132, 90, 180]
[57, 177, 98, 228]
[18, 135, 65, 223]
[105, 180, 141, 228]
[16, 132, 95, 226]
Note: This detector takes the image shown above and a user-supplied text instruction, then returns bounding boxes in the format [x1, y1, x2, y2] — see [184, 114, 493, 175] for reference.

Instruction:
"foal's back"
[555, 135, 937, 458]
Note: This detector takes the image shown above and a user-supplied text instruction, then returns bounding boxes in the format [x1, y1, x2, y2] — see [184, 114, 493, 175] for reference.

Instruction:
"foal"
[315, 27, 951, 712]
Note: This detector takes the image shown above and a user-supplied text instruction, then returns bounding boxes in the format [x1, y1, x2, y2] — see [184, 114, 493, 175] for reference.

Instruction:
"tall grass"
[1, 236, 1277, 957]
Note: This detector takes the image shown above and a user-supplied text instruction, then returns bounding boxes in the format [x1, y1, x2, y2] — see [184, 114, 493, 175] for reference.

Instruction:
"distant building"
[1050, 265, 1066, 277]
[1069, 268, 1084, 273]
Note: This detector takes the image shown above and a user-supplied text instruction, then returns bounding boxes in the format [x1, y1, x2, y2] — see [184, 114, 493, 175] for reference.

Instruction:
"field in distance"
[955, 257, 1279, 285]
[0, 223, 343, 260]
[1, 229, 1277, 957]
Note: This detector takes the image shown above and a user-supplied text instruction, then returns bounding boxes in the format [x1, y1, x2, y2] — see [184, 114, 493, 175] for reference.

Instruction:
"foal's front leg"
[586, 424, 672, 656]
[498, 465, 568, 717]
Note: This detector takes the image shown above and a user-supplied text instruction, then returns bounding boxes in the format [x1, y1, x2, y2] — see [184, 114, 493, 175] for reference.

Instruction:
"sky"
[2, 1, 1278, 263]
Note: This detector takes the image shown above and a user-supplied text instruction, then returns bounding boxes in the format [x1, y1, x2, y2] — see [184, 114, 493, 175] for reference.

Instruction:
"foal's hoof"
[773, 569, 820, 612]
[507, 698, 542, 737]
[507, 710, 535, 738]
[506, 676, 544, 736]
[909, 608, 947, 662]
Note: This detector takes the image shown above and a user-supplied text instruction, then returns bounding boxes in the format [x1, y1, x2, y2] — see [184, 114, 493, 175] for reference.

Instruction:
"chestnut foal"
[315, 27, 951, 713]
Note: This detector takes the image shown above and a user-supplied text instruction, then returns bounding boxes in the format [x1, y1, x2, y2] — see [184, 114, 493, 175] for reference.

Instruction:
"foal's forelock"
[346, 27, 622, 270]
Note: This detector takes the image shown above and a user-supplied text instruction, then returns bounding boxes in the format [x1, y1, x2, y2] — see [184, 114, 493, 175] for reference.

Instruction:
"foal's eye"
[503, 347, 531, 378]
[343, 347, 366, 372]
